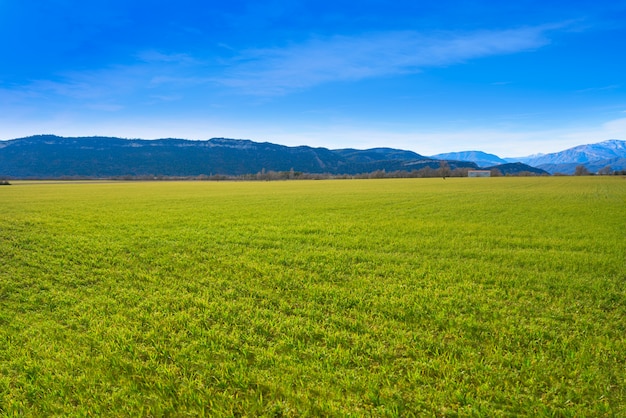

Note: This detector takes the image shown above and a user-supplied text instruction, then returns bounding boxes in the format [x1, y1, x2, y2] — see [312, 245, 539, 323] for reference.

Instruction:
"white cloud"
[2, 23, 566, 106]
[18, 65, 151, 102]
[5, 58, 205, 108]
[217, 25, 558, 95]
[556, 117, 626, 144]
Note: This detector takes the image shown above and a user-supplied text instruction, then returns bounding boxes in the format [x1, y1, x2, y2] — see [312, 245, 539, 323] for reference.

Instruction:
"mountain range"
[1, 135, 622, 178]
[431, 140, 626, 174]
[0, 135, 486, 179]
[507, 140, 626, 174]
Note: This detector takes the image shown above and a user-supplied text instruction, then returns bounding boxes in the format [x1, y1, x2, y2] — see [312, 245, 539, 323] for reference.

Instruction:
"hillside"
[484, 162, 548, 176]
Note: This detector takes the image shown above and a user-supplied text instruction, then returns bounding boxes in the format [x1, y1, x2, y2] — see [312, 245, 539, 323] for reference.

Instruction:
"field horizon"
[1, 177, 625, 416]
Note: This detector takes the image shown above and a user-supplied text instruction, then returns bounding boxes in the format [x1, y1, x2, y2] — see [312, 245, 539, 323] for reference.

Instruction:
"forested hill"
[0, 135, 483, 178]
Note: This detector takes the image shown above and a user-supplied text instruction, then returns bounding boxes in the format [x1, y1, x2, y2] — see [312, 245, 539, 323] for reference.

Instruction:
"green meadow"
[1, 177, 625, 416]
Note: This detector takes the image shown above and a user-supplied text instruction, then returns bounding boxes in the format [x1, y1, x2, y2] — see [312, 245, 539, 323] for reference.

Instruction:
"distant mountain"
[0, 135, 478, 178]
[507, 140, 626, 174]
[503, 153, 545, 164]
[484, 162, 548, 176]
[434, 140, 626, 174]
[431, 150, 507, 167]
[334, 147, 424, 163]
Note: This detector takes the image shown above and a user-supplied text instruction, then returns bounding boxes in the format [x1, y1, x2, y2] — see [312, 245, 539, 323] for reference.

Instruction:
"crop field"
[1, 177, 625, 416]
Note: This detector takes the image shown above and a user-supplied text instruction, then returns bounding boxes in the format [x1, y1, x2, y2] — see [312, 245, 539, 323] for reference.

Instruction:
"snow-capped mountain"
[510, 140, 626, 167]
[431, 140, 626, 174]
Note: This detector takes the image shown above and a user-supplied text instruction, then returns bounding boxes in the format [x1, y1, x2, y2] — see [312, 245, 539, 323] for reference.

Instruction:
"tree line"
[103, 165, 542, 181]
[572, 165, 626, 176]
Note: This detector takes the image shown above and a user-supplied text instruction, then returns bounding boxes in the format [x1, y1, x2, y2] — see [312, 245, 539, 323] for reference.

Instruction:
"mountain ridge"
[430, 151, 507, 167]
[432, 140, 626, 174]
[3, 134, 620, 178]
[1, 135, 487, 178]
[511, 140, 626, 165]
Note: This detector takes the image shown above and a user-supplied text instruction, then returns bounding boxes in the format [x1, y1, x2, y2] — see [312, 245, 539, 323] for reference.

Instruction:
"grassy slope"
[1, 178, 625, 416]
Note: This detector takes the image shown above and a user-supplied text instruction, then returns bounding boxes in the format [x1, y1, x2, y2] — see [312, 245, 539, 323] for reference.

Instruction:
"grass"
[1, 177, 625, 416]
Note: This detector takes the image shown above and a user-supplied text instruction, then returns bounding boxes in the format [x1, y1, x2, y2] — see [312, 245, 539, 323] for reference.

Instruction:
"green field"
[1, 177, 625, 416]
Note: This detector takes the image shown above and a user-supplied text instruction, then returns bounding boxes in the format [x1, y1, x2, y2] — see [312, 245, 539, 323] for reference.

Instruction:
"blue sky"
[1, 0, 625, 156]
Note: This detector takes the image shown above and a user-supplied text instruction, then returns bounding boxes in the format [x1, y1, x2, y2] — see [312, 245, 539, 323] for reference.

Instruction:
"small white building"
[468, 170, 491, 177]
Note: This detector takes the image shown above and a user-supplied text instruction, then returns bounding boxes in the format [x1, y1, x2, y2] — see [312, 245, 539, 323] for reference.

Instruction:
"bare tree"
[574, 165, 590, 176]
[437, 161, 451, 178]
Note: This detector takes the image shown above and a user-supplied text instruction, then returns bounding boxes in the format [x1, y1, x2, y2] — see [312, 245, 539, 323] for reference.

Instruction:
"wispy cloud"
[136, 50, 198, 65]
[217, 24, 561, 95]
[7, 53, 204, 108]
[575, 84, 621, 93]
[1, 23, 568, 109]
